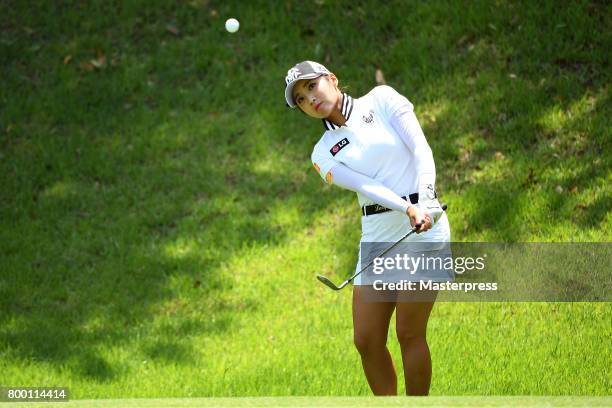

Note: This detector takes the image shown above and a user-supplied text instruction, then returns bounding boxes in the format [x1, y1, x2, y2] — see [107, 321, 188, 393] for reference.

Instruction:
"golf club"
[317, 203, 447, 290]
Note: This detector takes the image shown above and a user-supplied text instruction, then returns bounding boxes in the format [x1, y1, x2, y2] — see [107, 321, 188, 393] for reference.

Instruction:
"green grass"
[1, 0, 610, 400]
[2, 396, 612, 408]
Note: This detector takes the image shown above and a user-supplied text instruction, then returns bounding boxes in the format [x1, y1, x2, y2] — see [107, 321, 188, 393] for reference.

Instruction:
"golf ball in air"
[225, 18, 239, 33]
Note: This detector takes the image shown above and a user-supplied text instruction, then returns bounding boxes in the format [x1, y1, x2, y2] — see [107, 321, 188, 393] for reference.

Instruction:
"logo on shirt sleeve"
[329, 138, 349, 157]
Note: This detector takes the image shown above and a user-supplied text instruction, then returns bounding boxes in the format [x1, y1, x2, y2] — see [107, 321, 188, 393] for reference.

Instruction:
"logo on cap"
[285, 67, 301, 84]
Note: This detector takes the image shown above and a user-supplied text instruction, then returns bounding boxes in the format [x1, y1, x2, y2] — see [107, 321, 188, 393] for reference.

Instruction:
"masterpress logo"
[372, 280, 498, 292]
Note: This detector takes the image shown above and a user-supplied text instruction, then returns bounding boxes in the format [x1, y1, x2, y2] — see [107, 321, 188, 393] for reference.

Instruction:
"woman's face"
[292, 74, 340, 119]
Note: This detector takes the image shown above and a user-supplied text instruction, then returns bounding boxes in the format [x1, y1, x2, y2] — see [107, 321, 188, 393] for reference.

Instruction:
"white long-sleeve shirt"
[311, 86, 437, 216]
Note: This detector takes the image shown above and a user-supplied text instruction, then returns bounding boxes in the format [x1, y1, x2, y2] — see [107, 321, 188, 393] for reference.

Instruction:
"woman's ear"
[329, 73, 338, 89]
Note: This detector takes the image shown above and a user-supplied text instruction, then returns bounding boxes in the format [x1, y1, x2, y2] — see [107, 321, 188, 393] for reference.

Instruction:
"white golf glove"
[419, 198, 444, 226]
[418, 183, 443, 226]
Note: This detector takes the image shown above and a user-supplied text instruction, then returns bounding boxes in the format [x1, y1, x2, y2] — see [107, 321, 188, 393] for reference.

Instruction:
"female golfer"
[284, 61, 451, 396]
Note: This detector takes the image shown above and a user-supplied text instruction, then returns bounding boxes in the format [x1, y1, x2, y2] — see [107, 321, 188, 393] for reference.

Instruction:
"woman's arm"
[390, 105, 445, 226]
[329, 164, 431, 230]
[325, 163, 413, 214]
[388, 104, 437, 202]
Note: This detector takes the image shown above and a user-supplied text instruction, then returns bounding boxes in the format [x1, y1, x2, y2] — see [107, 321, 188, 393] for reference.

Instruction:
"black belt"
[362, 193, 419, 216]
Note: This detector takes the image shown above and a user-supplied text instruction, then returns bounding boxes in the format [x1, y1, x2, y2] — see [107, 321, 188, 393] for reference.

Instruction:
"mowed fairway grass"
[2, 397, 612, 408]
[1, 0, 610, 401]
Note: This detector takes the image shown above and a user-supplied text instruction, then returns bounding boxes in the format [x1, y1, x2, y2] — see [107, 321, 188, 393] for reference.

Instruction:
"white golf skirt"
[353, 210, 451, 285]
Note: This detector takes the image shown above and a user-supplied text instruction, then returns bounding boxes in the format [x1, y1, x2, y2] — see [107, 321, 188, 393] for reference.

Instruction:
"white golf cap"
[284, 61, 331, 108]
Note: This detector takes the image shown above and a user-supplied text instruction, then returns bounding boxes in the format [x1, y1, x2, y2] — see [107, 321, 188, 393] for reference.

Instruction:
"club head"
[336, 279, 350, 290]
[316, 274, 342, 290]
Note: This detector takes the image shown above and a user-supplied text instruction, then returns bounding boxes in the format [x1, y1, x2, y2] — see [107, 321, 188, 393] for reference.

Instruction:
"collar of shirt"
[321, 93, 354, 131]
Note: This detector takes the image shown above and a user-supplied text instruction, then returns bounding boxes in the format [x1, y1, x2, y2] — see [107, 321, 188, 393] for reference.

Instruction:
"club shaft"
[345, 228, 416, 284]
[345, 204, 448, 284]
[318, 204, 448, 290]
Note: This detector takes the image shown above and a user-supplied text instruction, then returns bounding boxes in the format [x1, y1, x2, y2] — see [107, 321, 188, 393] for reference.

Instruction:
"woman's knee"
[395, 301, 435, 346]
[395, 324, 427, 346]
[353, 330, 387, 355]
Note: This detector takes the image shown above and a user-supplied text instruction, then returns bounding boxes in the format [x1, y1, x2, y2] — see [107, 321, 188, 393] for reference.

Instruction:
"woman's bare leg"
[352, 285, 397, 395]
[395, 291, 437, 395]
